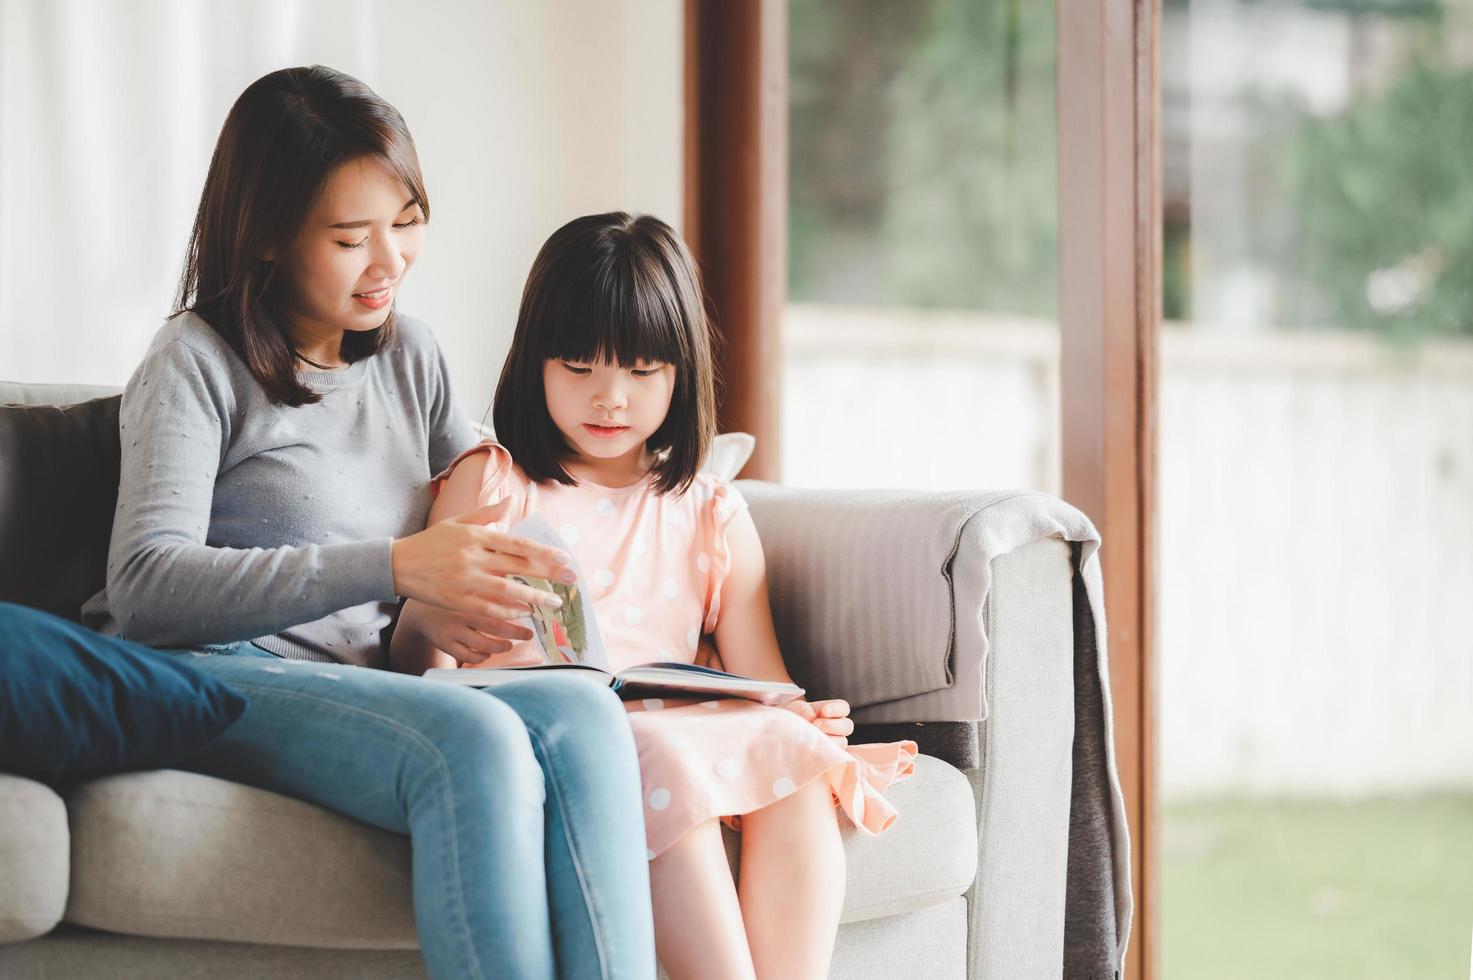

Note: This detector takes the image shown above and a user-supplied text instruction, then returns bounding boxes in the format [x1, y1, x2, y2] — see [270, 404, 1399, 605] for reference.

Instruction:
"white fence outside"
[782, 303, 1473, 799]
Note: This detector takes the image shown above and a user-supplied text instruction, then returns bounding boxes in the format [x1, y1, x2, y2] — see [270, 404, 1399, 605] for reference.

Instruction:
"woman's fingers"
[432, 581, 562, 627]
[462, 630, 513, 659]
[456, 613, 535, 642]
[479, 575, 564, 612]
[463, 597, 537, 622]
[445, 640, 484, 665]
[481, 549, 560, 582]
[447, 631, 513, 666]
[471, 526, 575, 580]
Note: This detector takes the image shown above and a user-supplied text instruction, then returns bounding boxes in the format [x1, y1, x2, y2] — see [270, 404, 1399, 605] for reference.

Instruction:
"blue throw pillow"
[0, 602, 248, 784]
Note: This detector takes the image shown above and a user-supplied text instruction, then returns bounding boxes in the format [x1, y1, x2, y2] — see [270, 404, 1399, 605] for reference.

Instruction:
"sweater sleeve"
[104, 337, 397, 647]
[424, 330, 481, 478]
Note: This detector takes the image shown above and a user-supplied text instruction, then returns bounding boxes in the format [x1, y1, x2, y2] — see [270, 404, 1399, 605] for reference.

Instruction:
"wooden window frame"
[1057, 3, 1160, 978]
[685, 1, 1160, 976]
[683, 0, 788, 482]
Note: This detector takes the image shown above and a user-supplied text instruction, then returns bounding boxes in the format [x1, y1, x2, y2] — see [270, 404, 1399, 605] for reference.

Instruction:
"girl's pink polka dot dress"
[435, 441, 916, 858]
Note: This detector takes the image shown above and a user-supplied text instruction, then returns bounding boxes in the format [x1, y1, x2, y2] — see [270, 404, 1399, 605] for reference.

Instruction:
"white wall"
[0, 0, 684, 422]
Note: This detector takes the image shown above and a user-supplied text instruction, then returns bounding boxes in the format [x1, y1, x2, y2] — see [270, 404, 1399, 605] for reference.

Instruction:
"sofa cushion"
[65, 770, 420, 949]
[0, 603, 248, 784]
[0, 393, 122, 621]
[0, 775, 69, 944]
[64, 755, 976, 948]
[0, 924, 431, 978]
[0, 381, 122, 407]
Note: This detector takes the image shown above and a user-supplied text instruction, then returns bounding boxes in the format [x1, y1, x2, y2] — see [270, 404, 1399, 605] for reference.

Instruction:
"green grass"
[1164, 795, 1473, 979]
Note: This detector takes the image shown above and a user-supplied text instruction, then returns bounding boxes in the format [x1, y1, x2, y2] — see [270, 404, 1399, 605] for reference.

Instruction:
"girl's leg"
[169, 649, 557, 980]
[482, 674, 657, 980]
[648, 818, 756, 980]
[737, 779, 846, 980]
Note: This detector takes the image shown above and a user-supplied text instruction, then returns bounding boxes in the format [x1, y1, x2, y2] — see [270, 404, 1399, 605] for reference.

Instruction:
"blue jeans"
[171, 644, 655, 980]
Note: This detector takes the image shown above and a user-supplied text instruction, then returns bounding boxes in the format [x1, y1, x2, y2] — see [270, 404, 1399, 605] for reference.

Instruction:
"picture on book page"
[505, 515, 609, 669]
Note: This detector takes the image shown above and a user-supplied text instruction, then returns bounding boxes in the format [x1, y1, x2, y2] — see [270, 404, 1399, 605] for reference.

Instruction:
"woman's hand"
[785, 698, 854, 747]
[391, 499, 574, 620]
[401, 601, 535, 666]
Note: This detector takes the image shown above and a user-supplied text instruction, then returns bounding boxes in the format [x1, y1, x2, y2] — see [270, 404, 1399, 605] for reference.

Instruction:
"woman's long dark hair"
[175, 65, 429, 406]
[493, 212, 720, 495]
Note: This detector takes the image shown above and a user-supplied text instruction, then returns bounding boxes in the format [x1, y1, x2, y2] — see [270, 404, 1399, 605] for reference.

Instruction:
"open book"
[424, 660, 805, 706]
[423, 514, 804, 707]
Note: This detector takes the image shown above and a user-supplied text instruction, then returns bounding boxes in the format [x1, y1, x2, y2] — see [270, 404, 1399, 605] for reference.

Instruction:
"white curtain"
[0, 0, 682, 415]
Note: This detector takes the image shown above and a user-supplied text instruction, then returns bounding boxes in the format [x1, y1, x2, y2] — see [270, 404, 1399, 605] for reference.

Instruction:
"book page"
[613, 665, 804, 706]
[505, 514, 610, 670]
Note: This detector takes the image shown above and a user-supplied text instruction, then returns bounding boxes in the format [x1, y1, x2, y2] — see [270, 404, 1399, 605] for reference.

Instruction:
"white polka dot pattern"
[648, 787, 672, 811]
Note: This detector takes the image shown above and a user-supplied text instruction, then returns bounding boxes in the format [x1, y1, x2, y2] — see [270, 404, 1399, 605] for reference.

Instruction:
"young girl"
[392, 212, 915, 980]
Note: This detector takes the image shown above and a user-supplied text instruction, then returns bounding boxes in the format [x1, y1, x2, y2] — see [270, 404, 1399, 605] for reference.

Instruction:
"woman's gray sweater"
[83, 311, 480, 667]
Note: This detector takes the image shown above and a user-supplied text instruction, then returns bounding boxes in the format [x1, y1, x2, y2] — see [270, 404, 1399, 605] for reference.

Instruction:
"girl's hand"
[785, 698, 854, 747]
[391, 499, 574, 620]
[693, 635, 725, 671]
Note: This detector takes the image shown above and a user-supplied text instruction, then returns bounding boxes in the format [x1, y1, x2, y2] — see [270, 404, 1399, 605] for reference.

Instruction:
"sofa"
[0, 379, 1115, 979]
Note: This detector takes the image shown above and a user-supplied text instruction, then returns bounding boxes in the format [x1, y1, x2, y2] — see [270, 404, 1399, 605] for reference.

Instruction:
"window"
[1161, 2, 1473, 976]
[786, 0, 1059, 492]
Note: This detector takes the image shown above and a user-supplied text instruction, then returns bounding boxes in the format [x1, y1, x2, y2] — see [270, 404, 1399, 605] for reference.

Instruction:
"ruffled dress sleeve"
[430, 439, 531, 525]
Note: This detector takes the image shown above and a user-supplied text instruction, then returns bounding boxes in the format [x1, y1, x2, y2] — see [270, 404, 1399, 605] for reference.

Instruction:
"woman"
[88, 65, 655, 979]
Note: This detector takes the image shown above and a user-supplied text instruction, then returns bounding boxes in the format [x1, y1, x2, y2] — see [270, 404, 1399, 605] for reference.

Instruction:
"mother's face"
[277, 156, 426, 336]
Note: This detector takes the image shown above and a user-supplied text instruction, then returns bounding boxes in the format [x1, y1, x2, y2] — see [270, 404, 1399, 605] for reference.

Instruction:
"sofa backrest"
[0, 384, 124, 621]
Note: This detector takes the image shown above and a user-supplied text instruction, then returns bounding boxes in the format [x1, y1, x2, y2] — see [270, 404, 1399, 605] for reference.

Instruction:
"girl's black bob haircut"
[493, 212, 719, 495]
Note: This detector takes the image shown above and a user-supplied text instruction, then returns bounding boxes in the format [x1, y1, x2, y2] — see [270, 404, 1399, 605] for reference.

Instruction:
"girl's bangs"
[537, 255, 689, 368]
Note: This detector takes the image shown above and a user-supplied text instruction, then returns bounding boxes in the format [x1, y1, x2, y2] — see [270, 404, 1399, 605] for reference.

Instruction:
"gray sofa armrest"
[735, 480, 980, 714]
[738, 481, 1081, 979]
[736, 481, 1079, 722]
[966, 536, 1075, 979]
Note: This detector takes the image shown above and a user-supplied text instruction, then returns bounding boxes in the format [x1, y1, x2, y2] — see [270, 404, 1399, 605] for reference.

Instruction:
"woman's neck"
[288, 317, 349, 370]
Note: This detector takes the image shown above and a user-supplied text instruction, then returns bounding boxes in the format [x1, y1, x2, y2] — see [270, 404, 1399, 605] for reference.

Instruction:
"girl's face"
[542, 357, 676, 479]
[276, 156, 426, 342]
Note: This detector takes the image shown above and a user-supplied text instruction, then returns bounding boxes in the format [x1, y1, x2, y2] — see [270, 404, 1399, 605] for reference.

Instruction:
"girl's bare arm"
[708, 509, 795, 684]
[712, 510, 854, 742]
